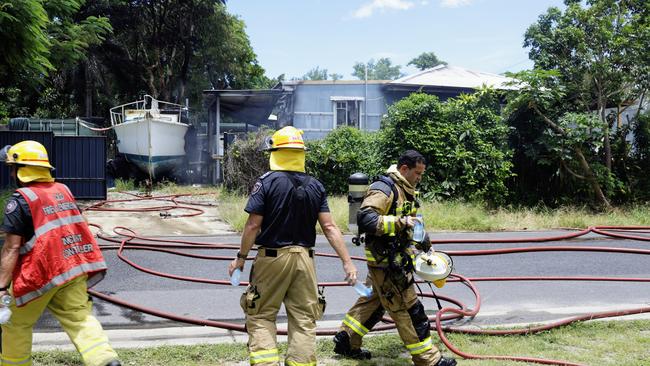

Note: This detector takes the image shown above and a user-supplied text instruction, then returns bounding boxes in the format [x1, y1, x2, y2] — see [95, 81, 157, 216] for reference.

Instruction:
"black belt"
[259, 247, 314, 258]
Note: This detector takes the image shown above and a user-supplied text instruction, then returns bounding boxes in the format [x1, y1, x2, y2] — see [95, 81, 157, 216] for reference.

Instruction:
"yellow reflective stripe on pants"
[0, 355, 31, 365]
[342, 314, 369, 337]
[285, 360, 317, 366]
[79, 340, 110, 359]
[382, 215, 396, 236]
[250, 348, 280, 364]
[406, 336, 433, 355]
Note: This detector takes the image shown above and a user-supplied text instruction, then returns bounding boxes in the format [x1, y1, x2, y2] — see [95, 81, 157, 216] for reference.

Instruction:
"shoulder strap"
[373, 175, 399, 215]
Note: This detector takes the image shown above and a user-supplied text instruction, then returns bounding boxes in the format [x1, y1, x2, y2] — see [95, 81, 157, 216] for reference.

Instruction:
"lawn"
[31, 319, 650, 366]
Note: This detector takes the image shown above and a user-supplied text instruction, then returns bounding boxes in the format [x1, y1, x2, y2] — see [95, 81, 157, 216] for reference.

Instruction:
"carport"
[202, 89, 284, 184]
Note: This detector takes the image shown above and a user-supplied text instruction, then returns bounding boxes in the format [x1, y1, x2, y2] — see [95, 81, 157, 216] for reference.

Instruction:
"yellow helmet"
[266, 126, 306, 150]
[1, 141, 55, 183]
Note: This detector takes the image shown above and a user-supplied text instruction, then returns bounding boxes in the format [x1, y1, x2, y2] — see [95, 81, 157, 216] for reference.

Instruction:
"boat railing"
[110, 95, 186, 126]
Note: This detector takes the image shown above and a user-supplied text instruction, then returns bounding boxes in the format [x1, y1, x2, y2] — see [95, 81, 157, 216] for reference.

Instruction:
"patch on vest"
[5, 200, 17, 215]
[251, 181, 262, 195]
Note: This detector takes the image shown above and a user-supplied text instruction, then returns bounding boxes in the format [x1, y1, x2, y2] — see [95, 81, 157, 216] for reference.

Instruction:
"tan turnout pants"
[340, 267, 441, 366]
[240, 246, 323, 366]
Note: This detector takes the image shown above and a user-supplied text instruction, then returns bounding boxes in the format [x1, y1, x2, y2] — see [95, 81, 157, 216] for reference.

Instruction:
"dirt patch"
[81, 191, 236, 236]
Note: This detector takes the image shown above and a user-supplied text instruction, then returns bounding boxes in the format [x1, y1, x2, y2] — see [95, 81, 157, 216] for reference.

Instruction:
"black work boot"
[434, 356, 457, 366]
[333, 330, 372, 360]
[105, 361, 122, 366]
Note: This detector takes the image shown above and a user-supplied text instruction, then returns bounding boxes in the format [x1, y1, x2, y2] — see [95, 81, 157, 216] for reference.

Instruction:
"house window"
[335, 100, 360, 128]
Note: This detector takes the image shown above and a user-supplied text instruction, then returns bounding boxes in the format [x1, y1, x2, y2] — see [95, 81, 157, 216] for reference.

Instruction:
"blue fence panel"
[53, 136, 106, 200]
[0, 132, 106, 200]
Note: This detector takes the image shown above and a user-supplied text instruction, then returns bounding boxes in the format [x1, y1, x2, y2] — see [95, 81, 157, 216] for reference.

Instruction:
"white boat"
[110, 95, 189, 178]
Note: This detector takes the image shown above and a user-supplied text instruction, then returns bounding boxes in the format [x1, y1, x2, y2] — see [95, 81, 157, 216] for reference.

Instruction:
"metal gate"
[0, 132, 106, 199]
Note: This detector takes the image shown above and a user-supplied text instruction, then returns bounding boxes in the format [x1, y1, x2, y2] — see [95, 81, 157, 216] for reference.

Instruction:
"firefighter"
[333, 150, 456, 366]
[0, 140, 121, 366]
[228, 126, 357, 366]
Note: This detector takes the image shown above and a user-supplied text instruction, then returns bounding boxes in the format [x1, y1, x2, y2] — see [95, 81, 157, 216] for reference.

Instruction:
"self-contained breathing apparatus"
[348, 172, 453, 293]
[349, 173, 423, 291]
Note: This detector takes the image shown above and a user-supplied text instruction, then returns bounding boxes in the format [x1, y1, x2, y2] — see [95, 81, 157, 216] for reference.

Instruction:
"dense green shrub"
[306, 127, 383, 195]
[223, 128, 271, 194]
[379, 89, 513, 203]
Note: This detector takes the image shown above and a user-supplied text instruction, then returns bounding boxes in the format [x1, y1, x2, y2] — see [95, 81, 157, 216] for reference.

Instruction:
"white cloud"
[440, 0, 472, 8]
[352, 0, 416, 19]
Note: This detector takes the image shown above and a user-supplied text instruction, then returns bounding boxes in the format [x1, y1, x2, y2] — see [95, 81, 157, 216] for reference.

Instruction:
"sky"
[227, 0, 567, 80]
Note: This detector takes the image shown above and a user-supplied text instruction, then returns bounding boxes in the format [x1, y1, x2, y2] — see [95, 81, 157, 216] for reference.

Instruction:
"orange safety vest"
[12, 182, 107, 307]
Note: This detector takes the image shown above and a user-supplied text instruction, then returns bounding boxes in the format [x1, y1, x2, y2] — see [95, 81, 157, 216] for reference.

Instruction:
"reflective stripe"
[19, 236, 36, 255]
[342, 314, 369, 337]
[15, 261, 107, 306]
[17, 187, 38, 202]
[383, 215, 396, 236]
[285, 360, 316, 366]
[19, 214, 86, 255]
[80, 340, 109, 356]
[250, 348, 280, 364]
[406, 336, 433, 355]
[0, 355, 31, 365]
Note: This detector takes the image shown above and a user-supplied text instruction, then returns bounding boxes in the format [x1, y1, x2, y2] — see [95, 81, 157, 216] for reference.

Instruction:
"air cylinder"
[348, 172, 369, 234]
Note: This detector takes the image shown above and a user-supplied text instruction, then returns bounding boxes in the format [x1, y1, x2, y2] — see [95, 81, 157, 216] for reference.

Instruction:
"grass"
[208, 192, 650, 233]
[31, 319, 650, 365]
[113, 178, 137, 192]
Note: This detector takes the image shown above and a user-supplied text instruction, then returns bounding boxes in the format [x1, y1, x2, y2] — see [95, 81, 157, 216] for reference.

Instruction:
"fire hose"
[84, 193, 650, 365]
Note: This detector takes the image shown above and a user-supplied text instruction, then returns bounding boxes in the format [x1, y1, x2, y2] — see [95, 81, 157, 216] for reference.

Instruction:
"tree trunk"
[574, 146, 612, 210]
[596, 79, 612, 172]
[532, 104, 612, 209]
[600, 101, 612, 172]
[84, 61, 93, 117]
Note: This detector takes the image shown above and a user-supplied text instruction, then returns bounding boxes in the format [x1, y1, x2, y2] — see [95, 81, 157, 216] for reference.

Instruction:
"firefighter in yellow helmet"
[228, 127, 358, 366]
[334, 150, 457, 366]
[0, 141, 121, 366]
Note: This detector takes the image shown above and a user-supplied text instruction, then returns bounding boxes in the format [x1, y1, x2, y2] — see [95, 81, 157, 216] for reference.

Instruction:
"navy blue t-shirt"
[245, 171, 329, 248]
[1, 192, 34, 238]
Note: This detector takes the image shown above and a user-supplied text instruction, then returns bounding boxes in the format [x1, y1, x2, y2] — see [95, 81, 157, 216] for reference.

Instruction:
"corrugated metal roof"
[282, 80, 389, 86]
[389, 65, 517, 90]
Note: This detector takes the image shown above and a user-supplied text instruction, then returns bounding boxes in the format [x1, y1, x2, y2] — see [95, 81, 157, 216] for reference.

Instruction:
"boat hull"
[114, 117, 188, 178]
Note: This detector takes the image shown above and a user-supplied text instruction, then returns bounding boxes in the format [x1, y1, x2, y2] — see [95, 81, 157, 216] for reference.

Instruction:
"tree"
[302, 66, 328, 80]
[380, 89, 513, 203]
[0, 0, 111, 118]
[511, 0, 650, 208]
[506, 70, 613, 208]
[524, 0, 650, 174]
[407, 51, 446, 70]
[329, 73, 343, 81]
[78, 0, 265, 112]
[352, 58, 402, 80]
[0, 1, 53, 87]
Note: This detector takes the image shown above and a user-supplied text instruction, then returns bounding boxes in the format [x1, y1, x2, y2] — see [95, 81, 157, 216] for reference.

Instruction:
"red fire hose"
[84, 193, 650, 365]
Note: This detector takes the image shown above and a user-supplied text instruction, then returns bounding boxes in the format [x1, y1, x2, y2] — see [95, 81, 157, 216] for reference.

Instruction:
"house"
[277, 65, 515, 140]
[202, 65, 515, 182]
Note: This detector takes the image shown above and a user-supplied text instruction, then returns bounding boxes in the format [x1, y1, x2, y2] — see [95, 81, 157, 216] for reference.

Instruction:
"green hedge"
[305, 127, 383, 195]
[379, 90, 513, 203]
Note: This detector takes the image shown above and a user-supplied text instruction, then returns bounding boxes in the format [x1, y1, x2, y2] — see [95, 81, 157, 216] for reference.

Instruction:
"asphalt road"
[33, 231, 650, 332]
